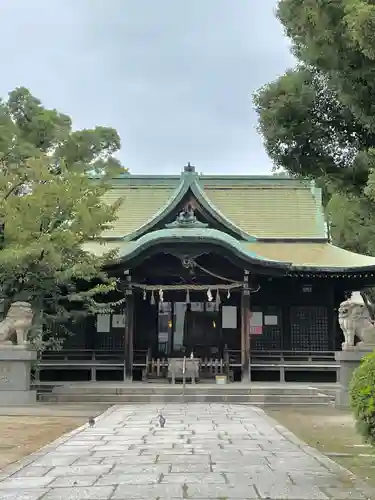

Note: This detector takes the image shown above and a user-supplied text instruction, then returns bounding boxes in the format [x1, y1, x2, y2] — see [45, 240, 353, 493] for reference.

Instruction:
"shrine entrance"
[156, 301, 221, 358]
[133, 286, 242, 382]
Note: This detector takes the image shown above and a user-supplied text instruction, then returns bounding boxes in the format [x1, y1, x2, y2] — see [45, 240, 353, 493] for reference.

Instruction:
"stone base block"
[335, 348, 374, 408]
[0, 390, 37, 405]
[0, 345, 37, 406]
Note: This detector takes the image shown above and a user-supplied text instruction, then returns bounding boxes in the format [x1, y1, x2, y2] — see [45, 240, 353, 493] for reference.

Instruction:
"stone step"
[39, 392, 332, 405]
[47, 385, 328, 396]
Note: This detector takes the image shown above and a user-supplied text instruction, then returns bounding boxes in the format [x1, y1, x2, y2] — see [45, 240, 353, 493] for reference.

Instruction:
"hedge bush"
[349, 351, 375, 446]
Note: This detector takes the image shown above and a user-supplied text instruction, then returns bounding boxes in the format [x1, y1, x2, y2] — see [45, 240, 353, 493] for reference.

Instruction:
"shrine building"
[39, 164, 375, 384]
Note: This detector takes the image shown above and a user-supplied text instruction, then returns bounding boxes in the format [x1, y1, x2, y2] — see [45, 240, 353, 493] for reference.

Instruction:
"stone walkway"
[0, 404, 372, 499]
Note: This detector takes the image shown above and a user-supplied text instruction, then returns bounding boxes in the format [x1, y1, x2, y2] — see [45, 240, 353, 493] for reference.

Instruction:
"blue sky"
[0, 0, 294, 174]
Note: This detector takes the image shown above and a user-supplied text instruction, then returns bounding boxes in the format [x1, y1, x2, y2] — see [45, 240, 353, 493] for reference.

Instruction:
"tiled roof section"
[100, 174, 326, 239]
[83, 239, 375, 270]
[246, 242, 375, 269]
[201, 179, 325, 239]
[101, 184, 176, 238]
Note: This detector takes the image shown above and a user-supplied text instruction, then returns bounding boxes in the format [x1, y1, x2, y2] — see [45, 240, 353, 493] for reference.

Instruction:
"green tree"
[254, 0, 375, 254]
[0, 87, 125, 352]
[349, 351, 375, 446]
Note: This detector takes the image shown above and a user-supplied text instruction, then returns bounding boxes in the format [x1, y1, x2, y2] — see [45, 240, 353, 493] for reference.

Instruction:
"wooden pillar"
[124, 270, 134, 380]
[241, 270, 251, 382]
[329, 284, 337, 351]
[127, 295, 134, 379]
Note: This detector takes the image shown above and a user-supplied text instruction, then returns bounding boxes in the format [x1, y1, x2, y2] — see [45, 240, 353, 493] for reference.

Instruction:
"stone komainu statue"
[0, 301, 33, 345]
[338, 291, 375, 349]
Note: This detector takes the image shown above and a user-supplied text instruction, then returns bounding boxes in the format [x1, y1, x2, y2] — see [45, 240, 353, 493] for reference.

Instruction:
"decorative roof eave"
[85, 238, 375, 279]
[256, 238, 329, 243]
[288, 266, 375, 278]
[114, 227, 290, 272]
[121, 168, 257, 242]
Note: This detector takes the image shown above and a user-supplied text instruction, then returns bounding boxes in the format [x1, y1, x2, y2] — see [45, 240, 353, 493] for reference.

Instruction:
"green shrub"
[349, 351, 375, 446]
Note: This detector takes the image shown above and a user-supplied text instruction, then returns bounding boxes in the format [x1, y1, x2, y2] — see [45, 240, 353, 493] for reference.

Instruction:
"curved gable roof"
[101, 170, 327, 241]
[83, 238, 375, 274]
[103, 170, 256, 241]
[114, 227, 289, 271]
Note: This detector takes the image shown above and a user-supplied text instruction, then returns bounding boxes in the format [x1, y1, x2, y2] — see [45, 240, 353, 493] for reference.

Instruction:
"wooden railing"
[248, 350, 338, 383]
[250, 350, 336, 363]
[41, 349, 125, 361]
[38, 349, 126, 382]
[37, 348, 338, 383]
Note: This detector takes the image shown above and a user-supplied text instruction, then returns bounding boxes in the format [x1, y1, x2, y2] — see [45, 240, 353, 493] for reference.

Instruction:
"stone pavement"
[0, 404, 373, 500]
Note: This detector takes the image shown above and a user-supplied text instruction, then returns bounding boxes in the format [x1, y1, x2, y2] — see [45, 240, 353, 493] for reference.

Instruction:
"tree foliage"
[0, 87, 126, 351]
[349, 351, 375, 446]
[254, 0, 375, 254]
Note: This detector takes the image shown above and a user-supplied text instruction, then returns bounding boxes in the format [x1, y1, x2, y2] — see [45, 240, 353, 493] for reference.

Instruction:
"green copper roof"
[113, 227, 288, 269]
[80, 167, 375, 275]
[82, 238, 375, 273]
[116, 169, 254, 241]
[100, 169, 327, 240]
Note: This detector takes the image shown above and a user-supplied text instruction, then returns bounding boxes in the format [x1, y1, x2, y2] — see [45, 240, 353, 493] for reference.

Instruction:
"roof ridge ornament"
[184, 162, 195, 173]
[165, 203, 208, 229]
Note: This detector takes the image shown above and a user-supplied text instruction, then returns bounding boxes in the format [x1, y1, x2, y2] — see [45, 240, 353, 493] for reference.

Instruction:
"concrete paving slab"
[0, 403, 373, 499]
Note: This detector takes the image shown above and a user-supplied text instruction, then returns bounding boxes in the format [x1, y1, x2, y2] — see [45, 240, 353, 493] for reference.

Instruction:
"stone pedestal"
[335, 347, 374, 408]
[0, 345, 37, 405]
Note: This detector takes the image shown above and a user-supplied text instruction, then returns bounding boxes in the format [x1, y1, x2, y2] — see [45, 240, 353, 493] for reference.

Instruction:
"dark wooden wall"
[59, 274, 343, 353]
[250, 276, 335, 351]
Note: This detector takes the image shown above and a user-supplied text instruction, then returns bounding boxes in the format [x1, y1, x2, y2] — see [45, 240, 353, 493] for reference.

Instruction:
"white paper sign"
[222, 306, 237, 329]
[112, 314, 126, 328]
[250, 312, 263, 327]
[96, 314, 110, 333]
[264, 315, 278, 326]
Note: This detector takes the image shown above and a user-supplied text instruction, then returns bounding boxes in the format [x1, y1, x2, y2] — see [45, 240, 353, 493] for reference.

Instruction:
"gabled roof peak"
[183, 162, 196, 173]
[102, 168, 327, 240]
[120, 172, 255, 242]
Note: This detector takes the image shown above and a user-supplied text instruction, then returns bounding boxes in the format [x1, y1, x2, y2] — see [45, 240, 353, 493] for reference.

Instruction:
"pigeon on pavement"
[158, 413, 166, 428]
[88, 417, 95, 427]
